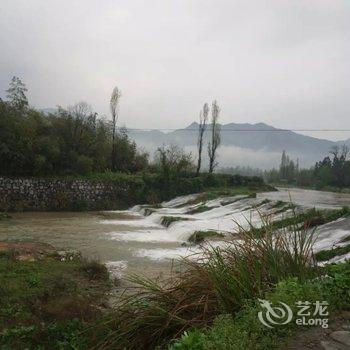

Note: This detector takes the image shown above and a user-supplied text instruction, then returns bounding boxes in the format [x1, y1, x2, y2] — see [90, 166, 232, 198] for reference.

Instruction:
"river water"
[1, 188, 350, 278]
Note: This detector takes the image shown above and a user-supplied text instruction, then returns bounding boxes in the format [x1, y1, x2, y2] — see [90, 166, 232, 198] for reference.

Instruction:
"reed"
[97, 210, 318, 350]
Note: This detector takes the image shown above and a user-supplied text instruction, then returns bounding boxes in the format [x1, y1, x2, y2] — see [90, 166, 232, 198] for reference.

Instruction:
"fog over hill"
[127, 122, 350, 170]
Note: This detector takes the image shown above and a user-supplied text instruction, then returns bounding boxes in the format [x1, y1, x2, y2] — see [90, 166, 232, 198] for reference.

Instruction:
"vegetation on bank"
[221, 147, 350, 192]
[0, 212, 10, 220]
[248, 205, 350, 238]
[161, 216, 191, 227]
[264, 148, 350, 191]
[93, 215, 320, 349]
[1, 171, 270, 212]
[315, 243, 350, 262]
[0, 249, 111, 349]
[186, 205, 213, 214]
[169, 262, 350, 350]
[0, 77, 223, 180]
[188, 230, 224, 243]
[1, 78, 148, 177]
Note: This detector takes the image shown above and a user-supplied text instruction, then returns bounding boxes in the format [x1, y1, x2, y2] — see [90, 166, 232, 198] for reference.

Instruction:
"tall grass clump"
[98, 212, 318, 350]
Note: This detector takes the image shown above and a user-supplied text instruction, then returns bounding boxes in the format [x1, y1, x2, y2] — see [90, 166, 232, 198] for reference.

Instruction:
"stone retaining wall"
[0, 177, 132, 211]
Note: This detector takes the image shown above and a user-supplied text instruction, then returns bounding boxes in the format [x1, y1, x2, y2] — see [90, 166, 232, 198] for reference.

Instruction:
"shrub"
[170, 261, 350, 350]
[80, 260, 109, 280]
[70, 199, 88, 211]
[188, 231, 224, 244]
[161, 216, 191, 227]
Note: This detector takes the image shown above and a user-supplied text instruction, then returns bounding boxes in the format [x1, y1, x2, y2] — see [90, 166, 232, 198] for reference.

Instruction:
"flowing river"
[1, 187, 350, 280]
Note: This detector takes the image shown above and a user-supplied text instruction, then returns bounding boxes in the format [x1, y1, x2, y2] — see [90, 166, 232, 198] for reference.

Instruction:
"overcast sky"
[0, 0, 349, 140]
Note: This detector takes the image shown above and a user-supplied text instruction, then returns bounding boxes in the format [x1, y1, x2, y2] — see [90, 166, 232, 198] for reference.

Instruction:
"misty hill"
[127, 122, 348, 169]
[40, 108, 58, 115]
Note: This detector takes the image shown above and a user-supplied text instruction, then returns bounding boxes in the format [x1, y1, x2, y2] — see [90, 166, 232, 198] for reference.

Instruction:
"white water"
[1, 188, 349, 279]
[99, 193, 290, 261]
[100, 188, 350, 264]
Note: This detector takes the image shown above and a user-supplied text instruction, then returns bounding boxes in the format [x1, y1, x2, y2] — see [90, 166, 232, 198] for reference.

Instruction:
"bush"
[170, 261, 350, 350]
[80, 260, 109, 280]
[72, 154, 93, 175]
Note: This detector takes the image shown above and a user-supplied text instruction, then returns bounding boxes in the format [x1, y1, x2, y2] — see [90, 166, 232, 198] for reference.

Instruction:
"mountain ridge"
[127, 121, 349, 168]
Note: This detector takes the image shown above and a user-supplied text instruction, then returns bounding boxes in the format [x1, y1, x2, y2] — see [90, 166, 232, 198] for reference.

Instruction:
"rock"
[321, 340, 346, 350]
[330, 331, 350, 346]
[57, 249, 82, 261]
[17, 254, 36, 262]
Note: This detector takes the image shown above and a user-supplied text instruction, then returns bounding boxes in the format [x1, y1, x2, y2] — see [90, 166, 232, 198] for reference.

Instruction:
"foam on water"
[313, 218, 350, 252]
[106, 228, 181, 243]
[101, 195, 281, 244]
[101, 192, 350, 263]
[105, 260, 128, 279]
[161, 193, 200, 208]
[135, 241, 229, 261]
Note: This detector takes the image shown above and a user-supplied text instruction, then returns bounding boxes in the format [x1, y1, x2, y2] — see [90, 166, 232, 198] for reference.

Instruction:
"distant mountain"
[40, 108, 57, 115]
[337, 138, 350, 147]
[127, 122, 347, 169]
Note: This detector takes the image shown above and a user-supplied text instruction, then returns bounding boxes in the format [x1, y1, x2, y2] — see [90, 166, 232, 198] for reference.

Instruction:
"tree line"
[0, 77, 223, 178]
[0, 77, 148, 176]
[264, 147, 350, 189]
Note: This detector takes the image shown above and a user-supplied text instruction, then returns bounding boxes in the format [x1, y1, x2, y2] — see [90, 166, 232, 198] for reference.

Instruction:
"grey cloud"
[0, 0, 349, 141]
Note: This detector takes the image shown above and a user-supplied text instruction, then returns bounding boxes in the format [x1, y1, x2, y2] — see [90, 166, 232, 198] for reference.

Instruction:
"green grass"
[249, 199, 271, 209]
[314, 243, 350, 262]
[188, 231, 225, 244]
[0, 212, 10, 220]
[169, 261, 350, 350]
[0, 252, 111, 349]
[249, 206, 350, 238]
[340, 235, 350, 243]
[183, 187, 257, 206]
[62, 172, 271, 208]
[186, 205, 214, 215]
[270, 200, 296, 214]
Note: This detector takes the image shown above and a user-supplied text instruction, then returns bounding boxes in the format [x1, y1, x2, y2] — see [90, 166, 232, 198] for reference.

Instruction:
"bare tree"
[6, 76, 28, 110]
[110, 86, 122, 170]
[196, 103, 209, 175]
[68, 102, 96, 150]
[208, 100, 221, 173]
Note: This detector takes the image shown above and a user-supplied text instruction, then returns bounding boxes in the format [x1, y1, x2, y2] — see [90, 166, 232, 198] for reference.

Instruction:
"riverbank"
[1, 242, 349, 349]
[169, 261, 350, 350]
[0, 243, 112, 349]
[1, 188, 350, 349]
[0, 173, 271, 212]
[268, 182, 350, 194]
